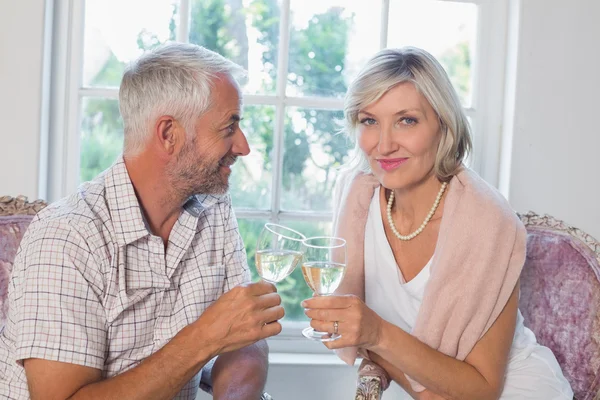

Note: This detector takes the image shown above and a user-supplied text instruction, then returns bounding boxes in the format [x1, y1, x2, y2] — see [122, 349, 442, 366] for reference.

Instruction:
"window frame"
[45, 0, 510, 354]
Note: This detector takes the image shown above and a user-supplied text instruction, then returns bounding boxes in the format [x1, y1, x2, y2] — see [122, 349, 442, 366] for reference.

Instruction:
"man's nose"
[233, 129, 250, 156]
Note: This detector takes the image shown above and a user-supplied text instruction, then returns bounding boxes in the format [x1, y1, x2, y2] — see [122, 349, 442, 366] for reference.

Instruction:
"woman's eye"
[359, 117, 377, 126]
[400, 117, 417, 126]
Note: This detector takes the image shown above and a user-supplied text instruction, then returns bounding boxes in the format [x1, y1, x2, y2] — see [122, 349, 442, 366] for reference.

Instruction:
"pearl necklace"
[386, 182, 448, 241]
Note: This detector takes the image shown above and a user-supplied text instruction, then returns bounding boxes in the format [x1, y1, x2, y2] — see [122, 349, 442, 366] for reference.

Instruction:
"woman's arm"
[304, 284, 518, 400]
[373, 284, 517, 400]
[364, 353, 447, 399]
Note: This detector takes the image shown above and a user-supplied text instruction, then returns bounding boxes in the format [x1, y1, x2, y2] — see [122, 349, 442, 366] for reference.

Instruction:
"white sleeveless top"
[364, 187, 573, 399]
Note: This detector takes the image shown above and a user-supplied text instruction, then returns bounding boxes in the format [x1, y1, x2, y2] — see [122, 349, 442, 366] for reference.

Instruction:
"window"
[49, 0, 509, 350]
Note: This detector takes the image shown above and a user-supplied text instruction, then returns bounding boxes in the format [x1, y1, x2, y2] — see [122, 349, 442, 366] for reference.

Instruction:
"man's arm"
[25, 322, 217, 400]
[24, 282, 283, 400]
[210, 340, 269, 400]
[204, 199, 270, 399]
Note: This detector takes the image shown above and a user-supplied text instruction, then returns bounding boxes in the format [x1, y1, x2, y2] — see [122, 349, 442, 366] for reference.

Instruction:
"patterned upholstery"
[355, 375, 382, 400]
[519, 212, 600, 400]
[355, 211, 599, 400]
[0, 196, 47, 328]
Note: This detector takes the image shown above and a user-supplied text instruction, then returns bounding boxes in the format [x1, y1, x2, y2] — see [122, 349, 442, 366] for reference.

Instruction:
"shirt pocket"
[176, 263, 226, 323]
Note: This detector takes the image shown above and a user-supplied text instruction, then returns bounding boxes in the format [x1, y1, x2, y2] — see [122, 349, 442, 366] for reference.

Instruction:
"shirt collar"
[104, 157, 228, 245]
[184, 194, 227, 217]
[104, 157, 150, 246]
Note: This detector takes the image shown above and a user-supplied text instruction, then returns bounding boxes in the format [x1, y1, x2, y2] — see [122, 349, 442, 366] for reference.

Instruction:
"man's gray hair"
[119, 42, 245, 156]
[343, 47, 472, 181]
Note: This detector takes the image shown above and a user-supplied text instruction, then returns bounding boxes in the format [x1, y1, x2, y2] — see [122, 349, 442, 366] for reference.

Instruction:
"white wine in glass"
[255, 223, 305, 284]
[301, 262, 346, 295]
[301, 236, 347, 341]
[256, 249, 303, 283]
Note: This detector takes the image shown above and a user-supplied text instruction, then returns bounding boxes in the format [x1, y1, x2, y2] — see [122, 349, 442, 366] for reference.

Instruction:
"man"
[0, 43, 283, 399]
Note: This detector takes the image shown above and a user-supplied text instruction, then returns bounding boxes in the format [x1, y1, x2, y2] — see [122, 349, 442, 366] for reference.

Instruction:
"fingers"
[260, 305, 285, 325]
[260, 320, 283, 338]
[255, 292, 282, 310]
[309, 318, 337, 334]
[244, 281, 278, 296]
[323, 338, 346, 350]
[302, 294, 357, 309]
[304, 307, 344, 322]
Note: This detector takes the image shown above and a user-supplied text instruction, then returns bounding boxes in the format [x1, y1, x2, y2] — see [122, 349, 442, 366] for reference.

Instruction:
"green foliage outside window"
[79, 0, 471, 321]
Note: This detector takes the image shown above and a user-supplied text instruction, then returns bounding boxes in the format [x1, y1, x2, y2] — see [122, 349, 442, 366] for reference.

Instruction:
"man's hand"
[196, 281, 284, 354]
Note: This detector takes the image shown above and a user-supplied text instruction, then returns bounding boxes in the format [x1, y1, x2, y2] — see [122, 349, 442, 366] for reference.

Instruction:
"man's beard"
[167, 140, 237, 199]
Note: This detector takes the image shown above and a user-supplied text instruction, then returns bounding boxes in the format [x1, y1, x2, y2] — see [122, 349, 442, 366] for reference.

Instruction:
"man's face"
[168, 74, 250, 197]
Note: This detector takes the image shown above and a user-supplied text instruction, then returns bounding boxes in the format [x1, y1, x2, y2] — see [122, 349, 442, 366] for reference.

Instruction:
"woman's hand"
[302, 295, 384, 350]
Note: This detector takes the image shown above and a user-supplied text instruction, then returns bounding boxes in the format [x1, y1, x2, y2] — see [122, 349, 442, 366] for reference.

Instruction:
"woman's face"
[357, 82, 442, 190]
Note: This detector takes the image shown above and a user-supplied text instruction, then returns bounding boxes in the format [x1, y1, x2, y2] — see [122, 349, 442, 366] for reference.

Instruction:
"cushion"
[0, 215, 35, 326]
[520, 226, 600, 400]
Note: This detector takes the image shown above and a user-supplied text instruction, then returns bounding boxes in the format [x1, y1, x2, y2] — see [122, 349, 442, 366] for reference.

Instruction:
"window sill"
[268, 352, 361, 366]
[266, 321, 332, 354]
[266, 322, 362, 366]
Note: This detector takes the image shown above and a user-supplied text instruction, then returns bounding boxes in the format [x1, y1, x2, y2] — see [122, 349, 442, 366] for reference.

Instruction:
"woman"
[302, 47, 573, 399]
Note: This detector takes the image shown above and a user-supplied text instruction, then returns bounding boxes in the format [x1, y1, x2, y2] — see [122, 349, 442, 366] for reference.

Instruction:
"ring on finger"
[333, 320, 339, 335]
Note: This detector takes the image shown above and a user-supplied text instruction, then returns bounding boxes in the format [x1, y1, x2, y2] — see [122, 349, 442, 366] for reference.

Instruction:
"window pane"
[281, 108, 351, 212]
[238, 217, 268, 284]
[83, 0, 179, 87]
[230, 105, 274, 209]
[80, 98, 124, 182]
[188, 0, 280, 95]
[387, 0, 477, 106]
[287, 0, 382, 98]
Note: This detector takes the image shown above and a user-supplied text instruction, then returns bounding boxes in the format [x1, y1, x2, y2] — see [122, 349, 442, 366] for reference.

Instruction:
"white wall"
[0, 0, 49, 200]
[507, 0, 600, 239]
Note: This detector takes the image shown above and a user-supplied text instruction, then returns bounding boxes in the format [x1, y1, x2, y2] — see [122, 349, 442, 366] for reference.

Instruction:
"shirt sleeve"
[221, 199, 251, 292]
[10, 220, 107, 370]
[198, 356, 217, 394]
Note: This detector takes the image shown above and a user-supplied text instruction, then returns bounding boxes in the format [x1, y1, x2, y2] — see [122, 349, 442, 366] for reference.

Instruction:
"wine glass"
[255, 223, 305, 283]
[301, 236, 347, 341]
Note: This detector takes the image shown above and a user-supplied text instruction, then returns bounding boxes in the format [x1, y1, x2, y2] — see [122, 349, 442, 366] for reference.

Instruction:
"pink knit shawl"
[332, 168, 526, 392]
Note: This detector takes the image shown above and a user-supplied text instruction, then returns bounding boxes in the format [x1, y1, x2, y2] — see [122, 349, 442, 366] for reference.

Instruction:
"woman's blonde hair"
[343, 47, 472, 181]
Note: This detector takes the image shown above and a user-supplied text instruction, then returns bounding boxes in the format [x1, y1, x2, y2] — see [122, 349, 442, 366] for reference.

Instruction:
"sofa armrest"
[355, 375, 383, 400]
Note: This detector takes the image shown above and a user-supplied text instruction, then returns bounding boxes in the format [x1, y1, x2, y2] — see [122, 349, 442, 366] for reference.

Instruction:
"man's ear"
[155, 116, 184, 155]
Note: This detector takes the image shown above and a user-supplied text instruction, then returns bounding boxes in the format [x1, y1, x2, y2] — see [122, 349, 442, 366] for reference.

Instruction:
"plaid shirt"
[0, 158, 250, 399]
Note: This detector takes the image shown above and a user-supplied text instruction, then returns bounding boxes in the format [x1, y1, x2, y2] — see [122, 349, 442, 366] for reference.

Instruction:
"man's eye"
[225, 122, 238, 135]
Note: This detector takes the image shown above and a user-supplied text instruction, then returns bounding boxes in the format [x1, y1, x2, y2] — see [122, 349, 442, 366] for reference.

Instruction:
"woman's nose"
[377, 125, 397, 155]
